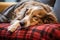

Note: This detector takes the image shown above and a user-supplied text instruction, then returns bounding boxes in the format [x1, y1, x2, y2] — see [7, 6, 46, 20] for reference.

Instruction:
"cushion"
[0, 23, 60, 40]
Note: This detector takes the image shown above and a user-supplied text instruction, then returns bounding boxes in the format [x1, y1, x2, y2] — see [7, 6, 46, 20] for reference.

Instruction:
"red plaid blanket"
[0, 23, 60, 40]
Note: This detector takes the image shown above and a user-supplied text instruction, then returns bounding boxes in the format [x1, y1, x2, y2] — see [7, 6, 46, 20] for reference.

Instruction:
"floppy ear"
[46, 5, 58, 23]
[47, 11, 58, 23]
[39, 3, 58, 23]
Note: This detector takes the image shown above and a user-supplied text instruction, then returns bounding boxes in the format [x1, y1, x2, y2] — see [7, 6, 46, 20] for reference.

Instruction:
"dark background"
[0, 0, 20, 2]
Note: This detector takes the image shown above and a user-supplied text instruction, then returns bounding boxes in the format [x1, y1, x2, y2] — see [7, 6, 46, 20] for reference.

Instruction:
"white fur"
[8, 20, 20, 32]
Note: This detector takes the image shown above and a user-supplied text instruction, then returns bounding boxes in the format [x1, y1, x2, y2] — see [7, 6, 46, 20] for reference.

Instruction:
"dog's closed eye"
[33, 16, 36, 17]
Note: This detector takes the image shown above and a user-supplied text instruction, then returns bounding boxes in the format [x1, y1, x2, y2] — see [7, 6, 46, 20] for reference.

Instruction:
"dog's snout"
[20, 22, 25, 26]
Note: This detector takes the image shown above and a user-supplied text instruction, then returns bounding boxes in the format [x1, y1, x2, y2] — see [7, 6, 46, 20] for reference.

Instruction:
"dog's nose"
[20, 22, 25, 26]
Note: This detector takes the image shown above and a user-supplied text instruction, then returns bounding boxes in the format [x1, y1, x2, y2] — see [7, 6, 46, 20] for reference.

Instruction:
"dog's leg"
[11, 6, 27, 24]
[8, 20, 20, 32]
[8, 7, 27, 32]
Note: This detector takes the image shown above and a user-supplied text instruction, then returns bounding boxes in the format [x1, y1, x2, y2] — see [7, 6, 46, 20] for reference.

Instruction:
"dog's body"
[1, 0, 58, 32]
[14, 1, 58, 26]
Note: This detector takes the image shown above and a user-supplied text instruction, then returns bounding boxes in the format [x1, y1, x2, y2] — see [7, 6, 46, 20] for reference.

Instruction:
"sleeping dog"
[0, 1, 58, 32]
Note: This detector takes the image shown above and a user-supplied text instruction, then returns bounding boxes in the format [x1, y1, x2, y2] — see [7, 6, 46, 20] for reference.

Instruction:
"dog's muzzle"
[20, 21, 25, 26]
[20, 15, 31, 27]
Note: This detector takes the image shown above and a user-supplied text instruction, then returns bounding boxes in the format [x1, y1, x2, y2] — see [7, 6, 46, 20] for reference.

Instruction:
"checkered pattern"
[0, 23, 60, 40]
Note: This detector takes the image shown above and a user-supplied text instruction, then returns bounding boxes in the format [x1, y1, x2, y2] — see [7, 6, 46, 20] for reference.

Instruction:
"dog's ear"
[47, 11, 58, 23]
[39, 3, 58, 23]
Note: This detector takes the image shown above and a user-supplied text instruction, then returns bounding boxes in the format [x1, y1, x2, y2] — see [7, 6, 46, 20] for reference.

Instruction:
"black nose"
[20, 22, 25, 26]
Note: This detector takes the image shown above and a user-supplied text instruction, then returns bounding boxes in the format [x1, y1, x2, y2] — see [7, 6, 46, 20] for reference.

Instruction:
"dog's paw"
[7, 20, 20, 32]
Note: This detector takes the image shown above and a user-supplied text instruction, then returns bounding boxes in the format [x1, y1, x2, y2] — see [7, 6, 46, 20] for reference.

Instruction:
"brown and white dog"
[7, 0, 58, 32]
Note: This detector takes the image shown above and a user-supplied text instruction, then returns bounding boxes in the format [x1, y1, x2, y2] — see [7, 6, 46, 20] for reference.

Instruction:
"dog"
[1, 0, 58, 32]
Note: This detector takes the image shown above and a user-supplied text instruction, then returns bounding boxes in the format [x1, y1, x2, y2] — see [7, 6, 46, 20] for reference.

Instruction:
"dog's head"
[14, 1, 58, 27]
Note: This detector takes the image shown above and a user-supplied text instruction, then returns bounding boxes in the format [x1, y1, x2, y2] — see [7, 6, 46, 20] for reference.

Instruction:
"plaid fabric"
[0, 23, 60, 40]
